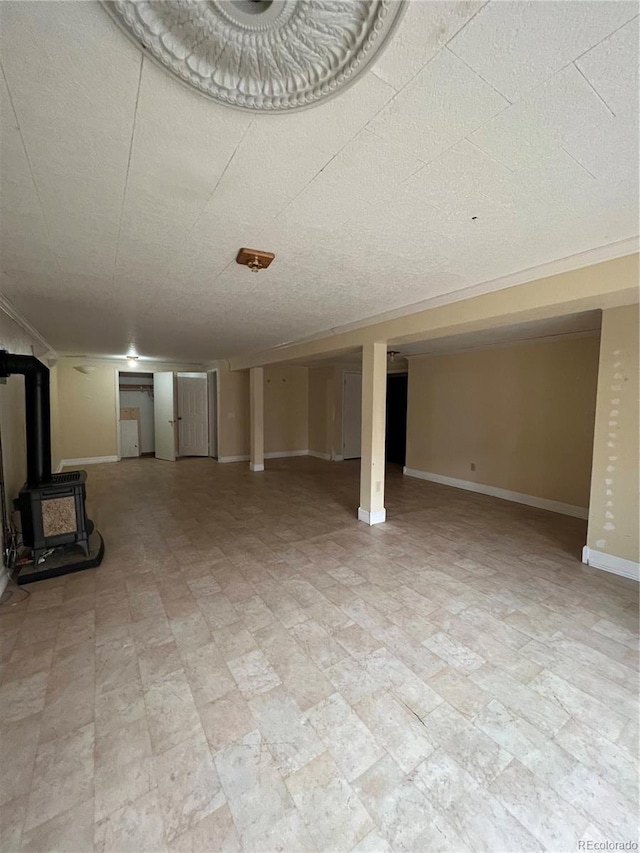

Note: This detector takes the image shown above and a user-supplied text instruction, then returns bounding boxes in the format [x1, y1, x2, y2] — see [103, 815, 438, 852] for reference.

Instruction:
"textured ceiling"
[0, 1, 637, 363]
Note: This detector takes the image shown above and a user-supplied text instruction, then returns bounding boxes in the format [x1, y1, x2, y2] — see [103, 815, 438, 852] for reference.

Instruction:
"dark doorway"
[386, 373, 408, 465]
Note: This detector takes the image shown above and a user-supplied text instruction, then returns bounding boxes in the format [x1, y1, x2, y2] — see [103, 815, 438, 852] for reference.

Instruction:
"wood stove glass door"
[154, 372, 177, 461]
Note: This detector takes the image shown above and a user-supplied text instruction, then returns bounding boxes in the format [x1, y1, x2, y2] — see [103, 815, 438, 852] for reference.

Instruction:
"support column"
[358, 341, 387, 525]
[249, 366, 264, 472]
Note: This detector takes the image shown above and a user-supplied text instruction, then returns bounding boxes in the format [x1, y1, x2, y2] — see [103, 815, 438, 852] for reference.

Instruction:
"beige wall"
[587, 305, 639, 563]
[264, 365, 308, 454]
[57, 361, 118, 460]
[217, 368, 250, 460]
[406, 335, 600, 508]
[308, 367, 334, 457]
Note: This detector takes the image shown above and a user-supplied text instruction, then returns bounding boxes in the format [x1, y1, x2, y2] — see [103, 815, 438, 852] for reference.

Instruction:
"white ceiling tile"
[0, 2, 637, 362]
[469, 64, 614, 172]
[371, 1, 485, 91]
[280, 129, 422, 231]
[367, 48, 508, 163]
[448, 0, 639, 101]
[260, 71, 396, 155]
[575, 17, 639, 117]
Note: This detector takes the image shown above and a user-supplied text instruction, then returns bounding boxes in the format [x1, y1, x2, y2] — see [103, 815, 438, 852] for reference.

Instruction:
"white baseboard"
[250, 462, 265, 472]
[309, 450, 331, 461]
[358, 507, 386, 526]
[264, 450, 309, 459]
[59, 455, 119, 469]
[218, 455, 250, 463]
[582, 546, 639, 581]
[403, 467, 588, 520]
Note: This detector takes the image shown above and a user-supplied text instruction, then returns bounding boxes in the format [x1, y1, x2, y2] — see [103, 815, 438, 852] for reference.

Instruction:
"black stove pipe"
[0, 352, 52, 488]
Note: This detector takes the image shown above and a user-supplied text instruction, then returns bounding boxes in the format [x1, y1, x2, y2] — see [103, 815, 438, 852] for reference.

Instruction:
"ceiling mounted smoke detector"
[236, 248, 275, 273]
[101, 1, 407, 112]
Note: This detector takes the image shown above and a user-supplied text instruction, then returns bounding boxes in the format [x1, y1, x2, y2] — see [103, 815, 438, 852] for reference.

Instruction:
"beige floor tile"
[306, 692, 384, 782]
[286, 751, 373, 853]
[4, 457, 637, 852]
[1, 641, 53, 686]
[428, 666, 491, 718]
[144, 669, 203, 755]
[553, 763, 639, 841]
[324, 657, 380, 704]
[212, 621, 258, 662]
[94, 790, 168, 853]
[490, 760, 589, 850]
[0, 712, 42, 806]
[554, 717, 639, 803]
[182, 642, 235, 706]
[354, 753, 437, 851]
[94, 679, 146, 737]
[198, 689, 257, 754]
[168, 803, 242, 853]
[21, 797, 95, 853]
[95, 633, 139, 696]
[0, 796, 26, 852]
[154, 733, 225, 842]
[215, 729, 292, 839]
[241, 806, 318, 853]
[24, 722, 95, 832]
[95, 718, 155, 820]
[248, 686, 325, 777]
[227, 648, 282, 698]
[354, 690, 434, 774]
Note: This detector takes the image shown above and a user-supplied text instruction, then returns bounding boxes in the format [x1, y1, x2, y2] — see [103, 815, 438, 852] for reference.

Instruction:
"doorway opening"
[386, 373, 408, 466]
[343, 371, 362, 459]
[118, 372, 155, 458]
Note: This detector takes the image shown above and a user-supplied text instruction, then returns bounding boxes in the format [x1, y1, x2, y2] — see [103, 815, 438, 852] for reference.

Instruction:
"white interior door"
[177, 374, 208, 456]
[343, 372, 362, 459]
[154, 372, 177, 461]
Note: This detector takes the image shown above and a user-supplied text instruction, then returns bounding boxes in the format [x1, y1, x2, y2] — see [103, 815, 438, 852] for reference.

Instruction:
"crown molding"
[0, 291, 58, 362]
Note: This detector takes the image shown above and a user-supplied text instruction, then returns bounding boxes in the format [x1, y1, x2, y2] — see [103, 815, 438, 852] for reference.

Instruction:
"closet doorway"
[118, 372, 155, 458]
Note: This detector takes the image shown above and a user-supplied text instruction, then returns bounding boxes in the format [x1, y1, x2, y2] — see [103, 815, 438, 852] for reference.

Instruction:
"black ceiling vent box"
[0, 352, 104, 584]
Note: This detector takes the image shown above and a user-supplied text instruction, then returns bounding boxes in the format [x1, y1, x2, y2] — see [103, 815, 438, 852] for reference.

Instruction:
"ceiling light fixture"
[236, 247, 275, 273]
[388, 351, 400, 363]
[127, 355, 139, 366]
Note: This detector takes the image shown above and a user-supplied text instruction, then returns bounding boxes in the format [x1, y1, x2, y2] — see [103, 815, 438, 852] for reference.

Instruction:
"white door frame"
[115, 368, 122, 461]
[176, 372, 209, 457]
[208, 369, 219, 459]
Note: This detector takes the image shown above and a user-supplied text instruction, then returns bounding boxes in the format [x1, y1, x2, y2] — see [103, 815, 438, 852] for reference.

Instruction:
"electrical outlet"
[470, 463, 476, 471]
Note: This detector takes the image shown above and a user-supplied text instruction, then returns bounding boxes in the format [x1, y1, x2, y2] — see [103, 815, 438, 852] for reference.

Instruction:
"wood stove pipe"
[0, 352, 52, 487]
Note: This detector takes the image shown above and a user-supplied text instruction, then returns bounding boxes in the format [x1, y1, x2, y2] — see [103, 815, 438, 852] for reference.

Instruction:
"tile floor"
[0, 457, 638, 852]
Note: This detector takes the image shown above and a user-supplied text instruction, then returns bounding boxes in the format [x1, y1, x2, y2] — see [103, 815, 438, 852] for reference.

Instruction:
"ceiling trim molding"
[404, 328, 602, 360]
[270, 236, 639, 351]
[0, 290, 58, 362]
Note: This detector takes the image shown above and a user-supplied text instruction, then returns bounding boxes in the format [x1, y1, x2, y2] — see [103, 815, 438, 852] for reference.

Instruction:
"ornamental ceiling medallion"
[102, 1, 406, 112]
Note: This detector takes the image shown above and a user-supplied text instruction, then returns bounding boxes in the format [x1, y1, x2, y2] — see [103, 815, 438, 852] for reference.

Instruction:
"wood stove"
[0, 352, 102, 582]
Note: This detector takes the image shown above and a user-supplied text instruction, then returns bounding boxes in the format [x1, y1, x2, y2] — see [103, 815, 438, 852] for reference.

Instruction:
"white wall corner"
[403, 467, 588, 520]
[250, 462, 265, 472]
[218, 455, 250, 463]
[581, 547, 640, 582]
[309, 450, 331, 461]
[357, 507, 386, 525]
